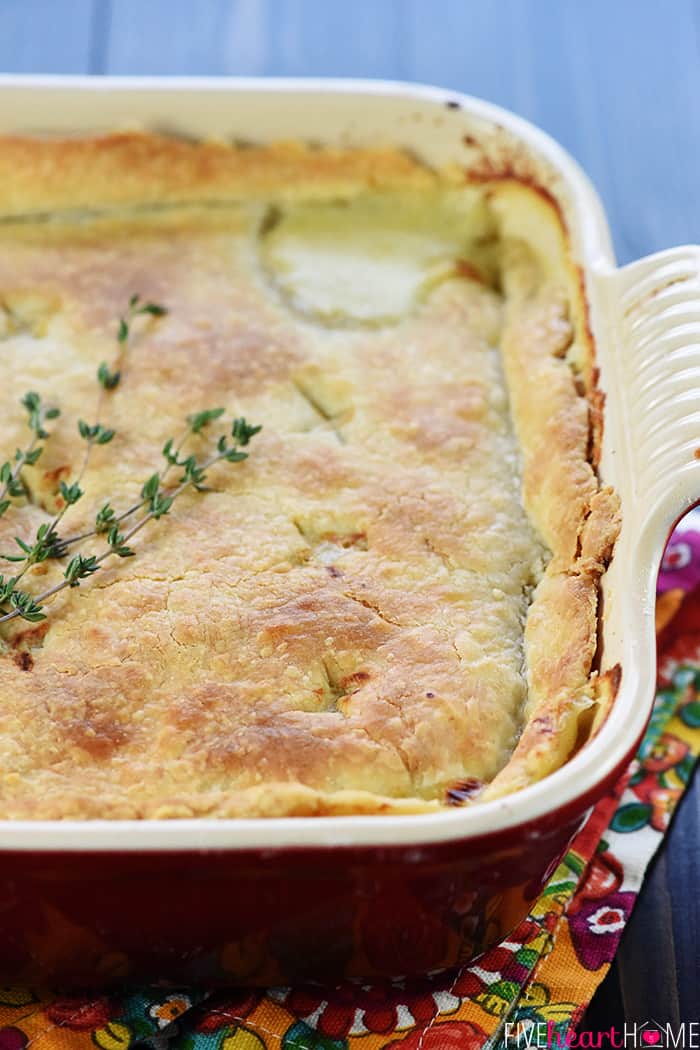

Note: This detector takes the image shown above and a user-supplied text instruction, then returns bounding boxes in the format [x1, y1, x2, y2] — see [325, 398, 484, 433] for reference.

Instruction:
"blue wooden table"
[1, 0, 698, 1023]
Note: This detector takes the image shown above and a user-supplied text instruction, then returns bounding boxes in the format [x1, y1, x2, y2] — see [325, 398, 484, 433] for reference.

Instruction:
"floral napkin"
[0, 523, 698, 1050]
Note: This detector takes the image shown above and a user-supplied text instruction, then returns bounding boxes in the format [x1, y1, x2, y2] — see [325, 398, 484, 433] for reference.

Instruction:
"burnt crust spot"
[12, 650, 33, 671]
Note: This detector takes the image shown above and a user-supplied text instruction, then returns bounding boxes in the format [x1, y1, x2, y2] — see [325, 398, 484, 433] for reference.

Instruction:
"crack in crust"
[291, 377, 347, 444]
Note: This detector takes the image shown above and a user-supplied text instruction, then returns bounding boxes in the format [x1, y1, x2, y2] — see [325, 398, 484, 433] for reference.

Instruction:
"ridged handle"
[598, 245, 700, 529]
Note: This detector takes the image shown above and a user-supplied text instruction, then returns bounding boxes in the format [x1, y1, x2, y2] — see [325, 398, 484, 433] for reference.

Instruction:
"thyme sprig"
[0, 296, 261, 627]
[2, 296, 168, 580]
[0, 413, 261, 625]
[0, 393, 60, 519]
[57, 406, 232, 552]
[0, 294, 261, 621]
[1, 416, 116, 583]
[98, 294, 167, 393]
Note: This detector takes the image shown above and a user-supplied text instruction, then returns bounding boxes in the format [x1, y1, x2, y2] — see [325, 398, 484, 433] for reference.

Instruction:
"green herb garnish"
[0, 298, 261, 626]
[0, 392, 60, 519]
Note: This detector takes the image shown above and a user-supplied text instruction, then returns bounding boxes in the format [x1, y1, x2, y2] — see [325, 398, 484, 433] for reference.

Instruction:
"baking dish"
[0, 74, 698, 986]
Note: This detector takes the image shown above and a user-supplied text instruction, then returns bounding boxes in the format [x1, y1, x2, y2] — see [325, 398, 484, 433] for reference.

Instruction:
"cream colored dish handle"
[598, 245, 700, 531]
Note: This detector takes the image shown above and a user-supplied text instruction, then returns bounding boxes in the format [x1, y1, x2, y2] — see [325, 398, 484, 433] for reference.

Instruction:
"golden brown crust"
[0, 135, 619, 818]
[481, 241, 620, 802]
[0, 132, 435, 218]
[498, 250, 596, 569]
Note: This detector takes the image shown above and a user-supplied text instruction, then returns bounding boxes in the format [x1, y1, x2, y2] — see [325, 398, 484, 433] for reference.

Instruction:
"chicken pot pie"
[0, 134, 619, 818]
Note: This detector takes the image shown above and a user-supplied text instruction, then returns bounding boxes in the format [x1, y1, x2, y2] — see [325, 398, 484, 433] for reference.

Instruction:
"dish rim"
[0, 74, 663, 852]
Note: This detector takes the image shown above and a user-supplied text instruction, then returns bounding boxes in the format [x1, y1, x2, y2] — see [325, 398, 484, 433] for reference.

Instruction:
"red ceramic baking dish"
[0, 76, 699, 987]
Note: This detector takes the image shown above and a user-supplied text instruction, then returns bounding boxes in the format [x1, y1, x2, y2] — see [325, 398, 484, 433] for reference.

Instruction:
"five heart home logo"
[640, 1023, 665, 1048]
[504, 1017, 700, 1048]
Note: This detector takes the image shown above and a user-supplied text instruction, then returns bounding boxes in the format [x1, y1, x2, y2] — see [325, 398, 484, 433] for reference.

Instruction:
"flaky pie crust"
[0, 133, 619, 818]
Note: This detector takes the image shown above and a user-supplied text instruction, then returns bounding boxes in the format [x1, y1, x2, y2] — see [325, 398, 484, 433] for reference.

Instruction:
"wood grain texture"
[0, 0, 697, 1023]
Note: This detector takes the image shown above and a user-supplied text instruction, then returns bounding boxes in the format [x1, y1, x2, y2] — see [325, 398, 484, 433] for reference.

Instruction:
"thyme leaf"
[97, 362, 121, 390]
[117, 294, 168, 347]
[0, 392, 60, 519]
[64, 553, 100, 587]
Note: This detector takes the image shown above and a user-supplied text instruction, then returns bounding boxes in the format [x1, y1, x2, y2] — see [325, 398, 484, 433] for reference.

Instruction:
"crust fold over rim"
[481, 247, 621, 803]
